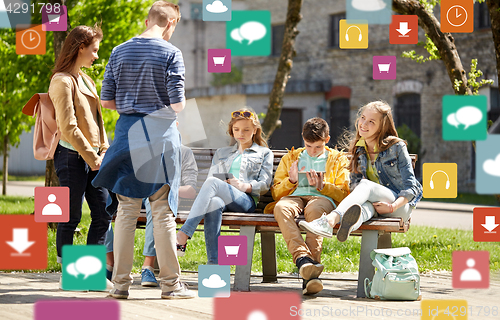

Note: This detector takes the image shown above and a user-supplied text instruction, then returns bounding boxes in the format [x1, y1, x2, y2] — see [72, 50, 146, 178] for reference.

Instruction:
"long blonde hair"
[227, 108, 268, 147]
[348, 101, 404, 173]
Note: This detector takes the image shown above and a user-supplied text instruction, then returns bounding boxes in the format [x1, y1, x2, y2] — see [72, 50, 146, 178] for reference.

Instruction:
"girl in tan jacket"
[48, 25, 110, 271]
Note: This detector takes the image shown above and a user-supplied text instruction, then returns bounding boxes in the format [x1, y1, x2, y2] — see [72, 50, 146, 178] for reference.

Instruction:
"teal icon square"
[203, 0, 231, 21]
[346, 0, 392, 25]
[476, 135, 500, 194]
[226, 11, 271, 56]
[198, 265, 230, 298]
[62, 245, 106, 291]
[442, 95, 487, 141]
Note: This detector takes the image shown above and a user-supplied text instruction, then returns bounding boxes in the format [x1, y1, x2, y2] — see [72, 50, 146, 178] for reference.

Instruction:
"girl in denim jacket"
[300, 101, 423, 241]
[176, 109, 274, 263]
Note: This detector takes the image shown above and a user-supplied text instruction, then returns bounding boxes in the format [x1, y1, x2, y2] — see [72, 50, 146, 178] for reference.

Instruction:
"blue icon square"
[198, 265, 230, 298]
[346, 0, 392, 24]
[203, 0, 231, 21]
[476, 135, 500, 194]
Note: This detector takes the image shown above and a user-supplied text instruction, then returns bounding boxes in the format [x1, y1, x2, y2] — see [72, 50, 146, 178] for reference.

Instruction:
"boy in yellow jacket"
[264, 117, 350, 295]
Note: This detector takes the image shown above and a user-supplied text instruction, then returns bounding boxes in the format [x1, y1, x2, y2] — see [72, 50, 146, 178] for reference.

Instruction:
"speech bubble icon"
[231, 28, 243, 43]
[66, 262, 79, 278]
[239, 21, 266, 45]
[455, 106, 482, 129]
[447, 113, 459, 128]
[75, 255, 102, 279]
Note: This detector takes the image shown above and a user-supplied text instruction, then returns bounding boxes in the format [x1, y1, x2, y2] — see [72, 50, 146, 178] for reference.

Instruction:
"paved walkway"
[1, 271, 499, 320]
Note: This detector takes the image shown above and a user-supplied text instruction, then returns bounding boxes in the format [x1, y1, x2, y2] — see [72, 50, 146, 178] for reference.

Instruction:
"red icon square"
[473, 207, 500, 242]
[390, 15, 418, 44]
[214, 292, 301, 319]
[35, 187, 70, 223]
[452, 251, 489, 289]
[441, 0, 474, 33]
[0, 215, 47, 270]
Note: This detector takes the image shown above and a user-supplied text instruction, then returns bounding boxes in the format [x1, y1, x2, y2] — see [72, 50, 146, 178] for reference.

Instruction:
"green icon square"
[62, 245, 106, 291]
[442, 95, 487, 141]
[226, 10, 271, 56]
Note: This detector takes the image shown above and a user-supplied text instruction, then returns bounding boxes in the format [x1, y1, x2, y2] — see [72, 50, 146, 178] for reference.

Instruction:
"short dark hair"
[302, 117, 330, 142]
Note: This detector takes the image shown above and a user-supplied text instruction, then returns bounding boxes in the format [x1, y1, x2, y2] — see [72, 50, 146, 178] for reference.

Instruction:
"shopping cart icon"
[224, 245, 240, 257]
[378, 63, 391, 73]
[213, 56, 226, 66]
[47, 14, 61, 24]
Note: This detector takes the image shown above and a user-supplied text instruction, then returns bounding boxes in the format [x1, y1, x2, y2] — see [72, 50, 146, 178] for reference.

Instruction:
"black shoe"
[337, 204, 362, 242]
[295, 256, 324, 280]
[302, 278, 323, 295]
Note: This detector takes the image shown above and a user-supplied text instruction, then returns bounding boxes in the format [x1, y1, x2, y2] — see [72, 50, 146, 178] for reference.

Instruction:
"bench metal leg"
[377, 232, 392, 249]
[357, 230, 378, 298]
[261, 231, 278, 283]
[234, 225, 256, 291]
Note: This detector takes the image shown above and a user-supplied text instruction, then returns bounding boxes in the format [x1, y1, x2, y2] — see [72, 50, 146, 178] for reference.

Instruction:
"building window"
[191, 3, 203, 20]
[329, 13, 346, 48]
[329, 98, 350, 146]
[489, 87, 500, 124]
[272, 24, 285, 57]
[474, 2, 491, 30]
[395, 93, 421, 178]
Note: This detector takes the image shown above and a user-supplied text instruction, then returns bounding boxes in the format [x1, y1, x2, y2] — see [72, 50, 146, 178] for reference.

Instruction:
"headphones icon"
[430, 170, 450, 189]
[345, 25, 363, 41]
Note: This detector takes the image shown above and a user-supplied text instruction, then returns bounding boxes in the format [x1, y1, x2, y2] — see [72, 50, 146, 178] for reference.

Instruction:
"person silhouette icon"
[460, 258, 482, 281]
[42, 194, 63, 216]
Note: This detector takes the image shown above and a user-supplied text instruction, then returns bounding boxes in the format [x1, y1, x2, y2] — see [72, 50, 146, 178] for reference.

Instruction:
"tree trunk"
[45, 0, 67, 187]
[2, 135, 8, 195]
[393, 0, 472, 95]
[487, 0, 500, 93]
[261, 0, 303, 138]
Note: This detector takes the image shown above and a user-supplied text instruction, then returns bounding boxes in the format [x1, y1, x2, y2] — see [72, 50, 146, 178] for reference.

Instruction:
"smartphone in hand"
[213, 173, 234, 181]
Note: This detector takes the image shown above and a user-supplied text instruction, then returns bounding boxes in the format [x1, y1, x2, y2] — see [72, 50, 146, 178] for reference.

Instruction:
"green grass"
[2, 195, 499, 274]
[424, 193, 499, 206]
[0, 174, 45, 181]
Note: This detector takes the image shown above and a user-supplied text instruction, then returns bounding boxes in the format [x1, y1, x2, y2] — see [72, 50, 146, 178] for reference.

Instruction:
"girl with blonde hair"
[176, 109, 274, 263]
[300, 101, 422, 241]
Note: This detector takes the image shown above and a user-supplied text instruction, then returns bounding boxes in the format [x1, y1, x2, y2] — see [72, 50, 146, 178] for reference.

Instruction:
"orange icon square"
[390, 15, 418, 44]
[0, 215, 47, 270]
[16, 24, 46, 55]
[441, 0, 474, 33]
[473, 207, 500, 242]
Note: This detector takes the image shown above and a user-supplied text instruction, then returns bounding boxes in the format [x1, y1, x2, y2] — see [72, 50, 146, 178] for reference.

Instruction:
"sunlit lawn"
[1, 195, 499, 274]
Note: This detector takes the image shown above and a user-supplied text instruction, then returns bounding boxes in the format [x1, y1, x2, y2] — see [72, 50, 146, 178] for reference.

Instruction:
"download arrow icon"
[397, 22, 411, 37]
[6, 228, 35, 255]
[481, 216, 499, 233]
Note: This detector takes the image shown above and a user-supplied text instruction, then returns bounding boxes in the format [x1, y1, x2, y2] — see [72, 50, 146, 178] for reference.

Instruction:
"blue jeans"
[54, 144, 111, 260]
[179, 177, 256, 264]
[335, 179, 412, 231]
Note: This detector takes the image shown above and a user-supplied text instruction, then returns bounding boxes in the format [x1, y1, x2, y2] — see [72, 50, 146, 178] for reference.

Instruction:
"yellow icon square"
[423, 163, 458, 198]
[339, 19, 368, 49]
[421, 300, 468, 319]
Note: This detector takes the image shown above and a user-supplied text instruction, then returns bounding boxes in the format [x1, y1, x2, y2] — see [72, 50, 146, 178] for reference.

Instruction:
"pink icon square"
[373, 56, 397, 80]
[208, 49, 231, 73]
[34, 187, 70, 223]
[452, 251, 489, 289]
[42, 5, 68, 32]
[35, 300, 119, 320]
[218, 235, 247, 265]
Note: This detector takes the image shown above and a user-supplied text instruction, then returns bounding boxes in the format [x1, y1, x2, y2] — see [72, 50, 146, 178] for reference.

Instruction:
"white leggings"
[333, 179, 412, 231]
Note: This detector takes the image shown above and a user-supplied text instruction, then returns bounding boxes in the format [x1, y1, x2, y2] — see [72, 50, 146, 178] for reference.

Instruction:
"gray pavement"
[1, 271, 499, 320]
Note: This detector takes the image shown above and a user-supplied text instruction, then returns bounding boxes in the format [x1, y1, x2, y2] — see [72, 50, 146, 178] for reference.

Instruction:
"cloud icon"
[483, 153, 500, 177]
[447, 106, 483, 130]
[352, 0, 387, 11]
[202, 274, 227, 288]
[231, 21, 267, 45]
[206, 0, 228, 13]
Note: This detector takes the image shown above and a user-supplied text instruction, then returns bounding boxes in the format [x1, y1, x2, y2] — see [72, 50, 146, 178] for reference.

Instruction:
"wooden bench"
[137, 148, 417, 298]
